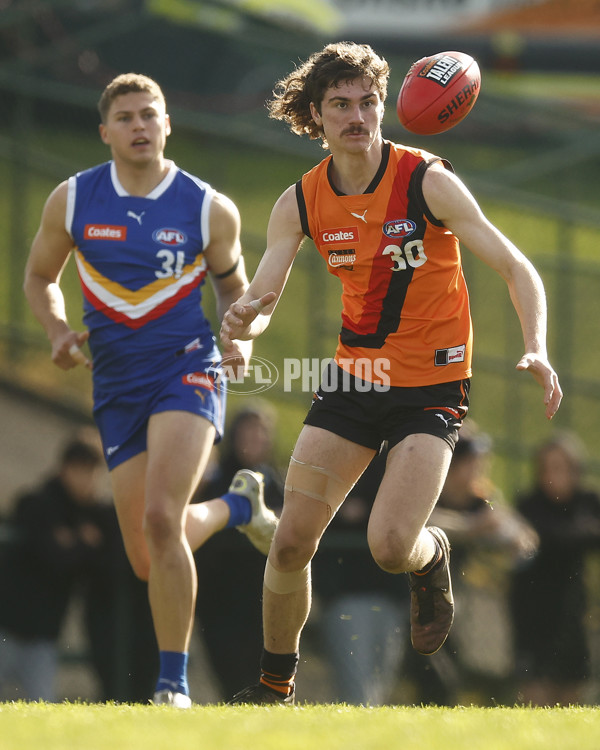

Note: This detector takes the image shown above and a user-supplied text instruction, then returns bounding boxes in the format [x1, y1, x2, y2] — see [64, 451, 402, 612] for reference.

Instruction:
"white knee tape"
[264, 558, 310, 595]
[284, 456, 353, 515]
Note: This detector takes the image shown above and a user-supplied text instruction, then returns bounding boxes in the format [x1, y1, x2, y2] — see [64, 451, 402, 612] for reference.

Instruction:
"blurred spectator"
[510, 431, 600, 706]
[193, 400, 284, 700]
[312, 447, 410, 705]
[410, 421, 538, 705]
[0, 427, 158, 703]
[0, 428, 115, 701]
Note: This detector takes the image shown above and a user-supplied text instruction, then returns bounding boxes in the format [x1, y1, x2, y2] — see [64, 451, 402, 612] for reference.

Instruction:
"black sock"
[259, 649, 299, 695]
[414, 533, 442, 576]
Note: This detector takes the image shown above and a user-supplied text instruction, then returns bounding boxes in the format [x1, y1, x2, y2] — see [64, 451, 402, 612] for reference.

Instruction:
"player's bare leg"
[110, 412, 215, 707]
[143, 411, 216, 654]
[186, 470, 277, 555]
[112, 412, 275, 706]
[111, 428, 226, 586]
[230, 427, 374, 704]
[110, 452, 151, 581]
[185, 496, 230, 550]
[368, 434, 454, 654]
[260, 496, 327, 655]
[266, 428, 374, 648]
[367, 434, 452, 572]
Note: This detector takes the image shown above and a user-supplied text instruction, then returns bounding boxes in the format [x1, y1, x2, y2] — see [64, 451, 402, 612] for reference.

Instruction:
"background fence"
[1, 2, 600, 500]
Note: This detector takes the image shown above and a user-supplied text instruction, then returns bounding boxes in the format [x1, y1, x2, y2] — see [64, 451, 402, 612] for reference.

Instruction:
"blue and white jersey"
[66, 160, 221, 396]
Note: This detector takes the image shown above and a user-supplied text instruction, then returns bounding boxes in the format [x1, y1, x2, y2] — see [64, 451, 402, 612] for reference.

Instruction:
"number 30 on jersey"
[382, 239, 427, 271]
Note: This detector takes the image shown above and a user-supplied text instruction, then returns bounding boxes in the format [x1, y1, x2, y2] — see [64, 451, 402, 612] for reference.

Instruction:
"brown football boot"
[408, 526, 454, 655]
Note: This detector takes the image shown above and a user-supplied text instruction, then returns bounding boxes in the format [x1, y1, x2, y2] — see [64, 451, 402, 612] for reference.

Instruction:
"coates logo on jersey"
[84, 224, 127, 241]
[320, 227, 359, 245]
[383, 219, 416, 239]
[182, 372, 214, 390]
[153, 228, 188, 246]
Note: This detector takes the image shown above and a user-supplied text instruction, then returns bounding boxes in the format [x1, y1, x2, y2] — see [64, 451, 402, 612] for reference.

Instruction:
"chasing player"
[24, 73, 278, 707]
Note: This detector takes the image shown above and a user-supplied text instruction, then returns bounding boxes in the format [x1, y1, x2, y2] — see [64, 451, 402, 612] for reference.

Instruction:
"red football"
[397, 51, 481, 135]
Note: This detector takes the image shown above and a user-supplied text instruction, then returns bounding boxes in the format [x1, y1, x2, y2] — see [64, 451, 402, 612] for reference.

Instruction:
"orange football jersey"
[297, 141, 473, 388]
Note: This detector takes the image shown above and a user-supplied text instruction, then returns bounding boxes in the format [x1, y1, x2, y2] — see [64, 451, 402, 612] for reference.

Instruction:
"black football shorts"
[303, 361, 470, 452]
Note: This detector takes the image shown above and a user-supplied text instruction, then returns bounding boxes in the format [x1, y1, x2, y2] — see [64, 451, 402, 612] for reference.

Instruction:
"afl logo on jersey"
[383, 219, 416, 239]
[153, 228, 188, 246]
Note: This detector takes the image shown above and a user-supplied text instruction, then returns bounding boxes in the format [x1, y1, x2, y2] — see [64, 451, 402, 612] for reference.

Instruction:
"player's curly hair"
[98, 72, 166, 123]
[267, 42, 389, 147]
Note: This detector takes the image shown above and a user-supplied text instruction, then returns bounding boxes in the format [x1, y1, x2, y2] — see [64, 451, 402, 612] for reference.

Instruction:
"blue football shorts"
[303, 361, 470, 452]
[94, 353, 226, 471]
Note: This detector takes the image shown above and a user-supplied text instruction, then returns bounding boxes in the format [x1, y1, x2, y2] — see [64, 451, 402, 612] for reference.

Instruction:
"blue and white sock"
[155, 650, 189, 696]
[222, 492, 252, 528]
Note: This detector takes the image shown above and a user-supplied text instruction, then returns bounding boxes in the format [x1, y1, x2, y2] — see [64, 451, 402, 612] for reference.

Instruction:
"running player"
[24, 73, 278, 707]
[221, 42, 562, 704]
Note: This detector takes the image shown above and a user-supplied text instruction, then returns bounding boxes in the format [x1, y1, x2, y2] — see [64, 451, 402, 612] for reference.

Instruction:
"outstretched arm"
[422, 162, 562, 419]
[220, 184, 305, 349]
[204, 191, 254, 371]
[24, 181, 92, 370]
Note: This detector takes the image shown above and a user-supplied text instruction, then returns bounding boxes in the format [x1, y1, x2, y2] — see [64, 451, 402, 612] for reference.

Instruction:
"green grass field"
[0, 702, 599, 750]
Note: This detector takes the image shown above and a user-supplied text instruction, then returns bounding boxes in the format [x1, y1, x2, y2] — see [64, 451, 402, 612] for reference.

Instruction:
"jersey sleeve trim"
[412, 157, 454, 227]
[65, 175, 76, 239]
[295, 180, 312, 239]
[182, 171, 215, 251]
[200, 186, 214, 250]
